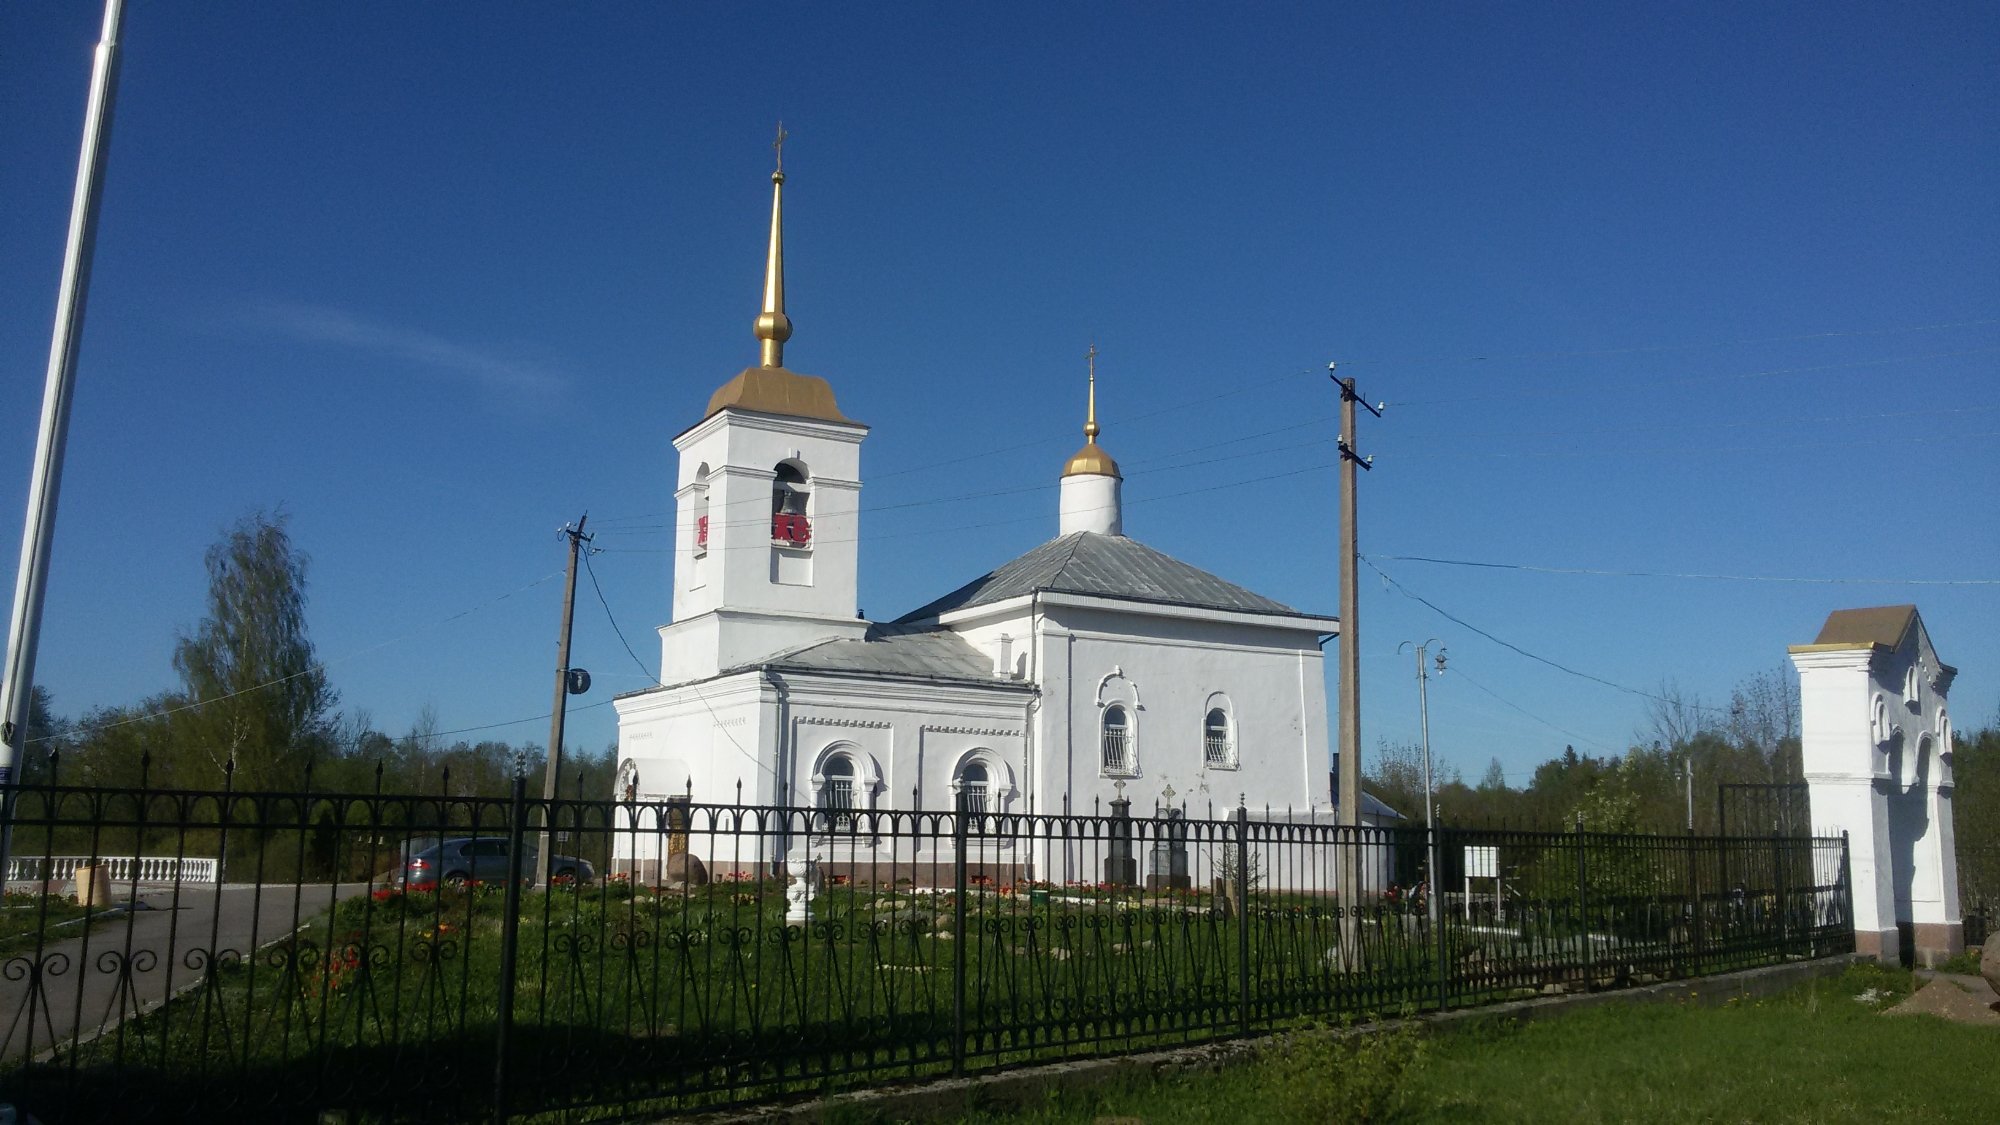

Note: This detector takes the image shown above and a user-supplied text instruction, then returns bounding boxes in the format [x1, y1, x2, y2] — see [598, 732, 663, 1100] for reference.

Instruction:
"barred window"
[957, 762, 990, 815]
[821, 754, 857, 829]
[1204, 708, 1234, 767]
[1102, 705, 1132, 773]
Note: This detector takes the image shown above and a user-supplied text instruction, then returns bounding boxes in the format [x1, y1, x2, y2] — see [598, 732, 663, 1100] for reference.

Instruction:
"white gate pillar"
[1790, 605, 1961, 967]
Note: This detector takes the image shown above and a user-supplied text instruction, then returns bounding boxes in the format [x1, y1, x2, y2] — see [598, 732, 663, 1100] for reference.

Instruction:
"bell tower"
[662, 132, 869, 682]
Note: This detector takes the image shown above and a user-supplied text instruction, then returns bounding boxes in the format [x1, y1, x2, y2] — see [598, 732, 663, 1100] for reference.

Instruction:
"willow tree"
[171, 511, 336, 790]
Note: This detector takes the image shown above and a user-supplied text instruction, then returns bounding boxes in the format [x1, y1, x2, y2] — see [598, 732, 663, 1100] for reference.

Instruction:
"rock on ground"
[1884, 977, 2000, 1026]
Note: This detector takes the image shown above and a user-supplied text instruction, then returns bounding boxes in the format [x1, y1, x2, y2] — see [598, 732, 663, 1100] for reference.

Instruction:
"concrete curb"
[680, 954, 1863, 1124]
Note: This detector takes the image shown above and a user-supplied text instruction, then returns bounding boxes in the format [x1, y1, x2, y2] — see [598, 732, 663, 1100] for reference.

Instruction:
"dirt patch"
[1884, 977, 2000, 1026]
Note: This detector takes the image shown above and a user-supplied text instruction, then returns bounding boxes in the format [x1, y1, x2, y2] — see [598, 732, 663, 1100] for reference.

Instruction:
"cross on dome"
[1062, 343, 1120, 479]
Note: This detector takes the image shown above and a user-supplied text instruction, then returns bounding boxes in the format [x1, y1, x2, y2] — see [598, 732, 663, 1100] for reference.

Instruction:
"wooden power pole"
[1334, 366, 1379, 829]
[535, 514, 590, 888]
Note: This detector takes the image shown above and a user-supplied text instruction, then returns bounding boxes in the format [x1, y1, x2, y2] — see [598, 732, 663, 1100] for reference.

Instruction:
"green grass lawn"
[913, 963, 1995, 1125]
[0, 875, 1910, 1124]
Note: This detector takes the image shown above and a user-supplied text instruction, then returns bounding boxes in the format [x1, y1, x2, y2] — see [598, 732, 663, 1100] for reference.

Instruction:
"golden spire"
[1084, 343, 1100, 440]
[1063, 342, 1121, 478]
[754, 122, 792, 368]
[698, 126, 857, 428]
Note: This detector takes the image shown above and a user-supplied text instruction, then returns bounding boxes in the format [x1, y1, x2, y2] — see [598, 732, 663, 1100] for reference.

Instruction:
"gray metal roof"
[896, 532, 1314, 623]
[758, 623, 1027, 688]
[1326, 777, 1406, 821]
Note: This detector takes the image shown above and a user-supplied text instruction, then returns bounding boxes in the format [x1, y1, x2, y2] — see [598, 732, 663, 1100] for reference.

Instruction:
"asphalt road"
[0, 882, 371, 1064]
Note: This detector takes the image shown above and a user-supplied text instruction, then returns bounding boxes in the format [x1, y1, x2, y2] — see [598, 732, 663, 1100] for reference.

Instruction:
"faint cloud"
[248, 300, 567, 397]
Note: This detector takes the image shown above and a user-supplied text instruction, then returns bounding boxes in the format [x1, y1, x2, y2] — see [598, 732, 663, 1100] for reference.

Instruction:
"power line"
[582, 549, 655, 685]
[1365, 553, 2000, 587]
[1393, 402, 2000, 443]
[589, 421, 1334, 537]
[1337, 315, 2000, 372]
[1385, 346, 2000, 408]
[1363, 558, 1734, 717]
[592, 384, 1994, 538]
[580, 548, 753, 764]
[1407, 426, 2000, 462]
[594, 459, 1337, 555]
[1444, 663, 1618, 754]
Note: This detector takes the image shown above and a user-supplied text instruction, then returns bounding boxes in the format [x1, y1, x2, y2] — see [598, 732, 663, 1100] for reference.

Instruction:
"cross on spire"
[1084, 343, 1100, 441]
[773, 121, 789, 174]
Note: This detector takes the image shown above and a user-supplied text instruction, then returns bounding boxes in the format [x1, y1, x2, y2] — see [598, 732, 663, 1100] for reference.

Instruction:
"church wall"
[772, 672, 1032, 814]
[610, 671, 774, 882]
[1030, 602, 1334, 889]
[620, 670, 1037, 885]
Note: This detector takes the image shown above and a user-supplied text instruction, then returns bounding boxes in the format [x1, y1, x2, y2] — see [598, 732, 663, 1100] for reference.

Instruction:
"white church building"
[611, 160, 1387, 885]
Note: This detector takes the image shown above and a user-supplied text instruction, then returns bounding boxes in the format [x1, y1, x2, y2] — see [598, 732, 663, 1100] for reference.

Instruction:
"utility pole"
[534, 515, 591, 889]
[1401, 639, 1446, 927]
[1332, 364, 1380, 969]
[1685, 757, 1695, 833]
[0, 0, 125, 882]
[1333, 364, 1380, 830]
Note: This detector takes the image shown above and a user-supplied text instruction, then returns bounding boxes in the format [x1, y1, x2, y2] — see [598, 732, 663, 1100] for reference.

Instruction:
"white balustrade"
[5, 854, 221, 885]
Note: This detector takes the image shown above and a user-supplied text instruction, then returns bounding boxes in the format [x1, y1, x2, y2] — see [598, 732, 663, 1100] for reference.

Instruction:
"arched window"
[773, 463, 808, 515]
[772, 462, 811, 548]
[692, 463, 711, 557]
[821, 753, 857, 829]
[956, 761, 990, 815]
[1101, 705, 1133, 773]
[1204, 707, 1234, 767]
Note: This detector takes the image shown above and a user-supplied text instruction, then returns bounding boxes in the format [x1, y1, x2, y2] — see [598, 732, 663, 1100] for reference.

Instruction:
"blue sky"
[4, 3, 1996, 790]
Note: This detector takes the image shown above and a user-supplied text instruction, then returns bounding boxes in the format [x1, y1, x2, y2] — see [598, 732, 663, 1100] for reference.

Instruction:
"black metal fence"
[0, 768, 1853, 1124]
[1960, 843, 1999, 946]
[1716, 782, 1813, 839]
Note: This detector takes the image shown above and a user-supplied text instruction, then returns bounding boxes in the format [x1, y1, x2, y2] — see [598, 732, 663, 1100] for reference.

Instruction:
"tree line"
[1368, 666, 2000, 848]
[19, 511, 612, 800]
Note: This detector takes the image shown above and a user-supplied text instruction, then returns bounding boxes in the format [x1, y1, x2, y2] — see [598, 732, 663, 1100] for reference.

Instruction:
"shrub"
[1266, 1017, 1428, 1124]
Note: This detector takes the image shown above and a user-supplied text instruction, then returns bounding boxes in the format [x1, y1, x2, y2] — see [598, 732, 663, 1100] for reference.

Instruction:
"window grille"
[957, 763, 990, 815]
[821, 755, 857, 830]
[1101, 706, 1132, 773]
[1204, 708, 1233, 766]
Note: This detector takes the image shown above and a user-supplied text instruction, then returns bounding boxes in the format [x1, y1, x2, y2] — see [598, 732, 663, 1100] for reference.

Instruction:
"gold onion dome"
[1062, 345, 1121, 478]
[701, 127, 856, 426]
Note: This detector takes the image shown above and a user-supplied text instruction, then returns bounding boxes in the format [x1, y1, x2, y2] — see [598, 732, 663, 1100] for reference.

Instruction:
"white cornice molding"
[922, 723, 1024, 740]
[795, 714, 893, 730]
[674, 406, 868, 449]
[612, 669, 767, 714]
[1788, 647, 1876, 672]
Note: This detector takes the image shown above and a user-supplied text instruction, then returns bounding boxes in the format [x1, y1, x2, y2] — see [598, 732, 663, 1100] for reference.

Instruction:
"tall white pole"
[1400, 638, 1442, 926]
[0, 0, 127, 873]
[1416, 643, 1438, 927]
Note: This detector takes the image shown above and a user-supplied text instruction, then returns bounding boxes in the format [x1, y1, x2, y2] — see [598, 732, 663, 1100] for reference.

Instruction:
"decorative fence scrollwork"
[0, 769, 1852, 1124]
